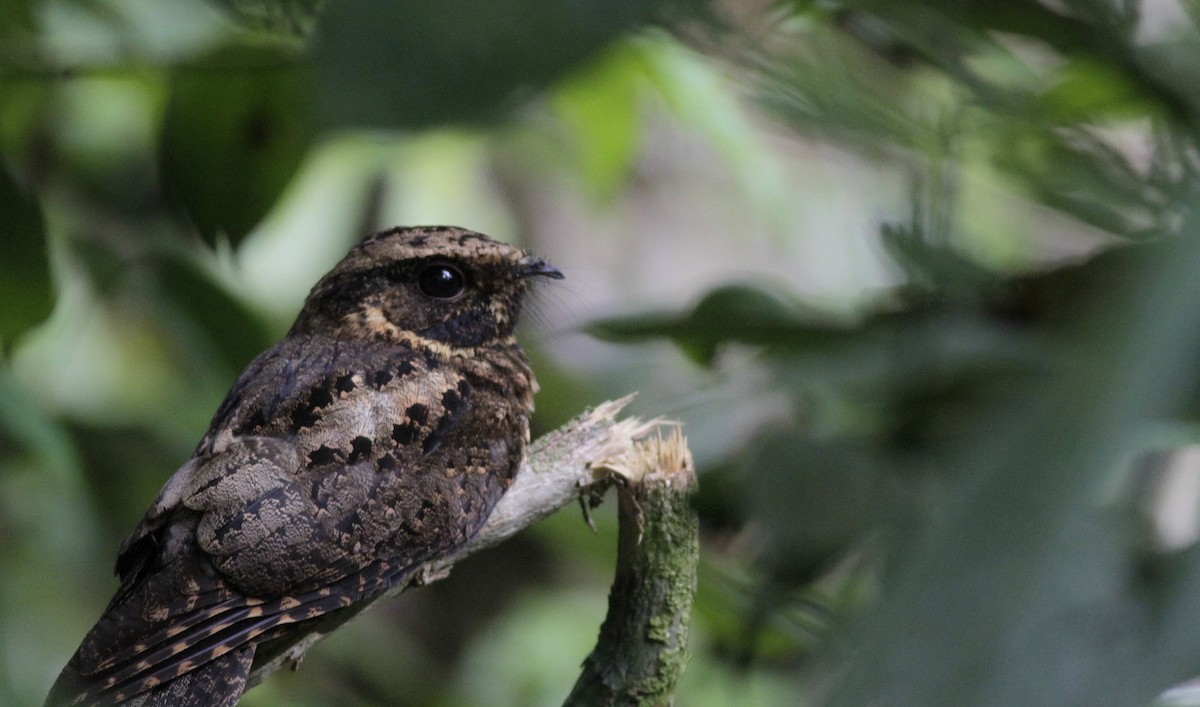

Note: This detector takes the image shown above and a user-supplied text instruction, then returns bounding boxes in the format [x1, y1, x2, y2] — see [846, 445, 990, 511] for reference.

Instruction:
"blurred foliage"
[312, 0, 700, 130]
[7, 1, 1200, 706]
[0, 167, 50, 348]
[161, 46, 316, 245]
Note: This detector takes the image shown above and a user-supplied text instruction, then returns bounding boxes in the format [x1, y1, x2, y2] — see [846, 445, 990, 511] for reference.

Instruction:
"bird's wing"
[56, 369, 495, 707]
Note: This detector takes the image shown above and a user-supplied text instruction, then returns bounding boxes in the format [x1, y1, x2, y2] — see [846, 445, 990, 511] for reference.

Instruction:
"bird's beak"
[518, 256, 564, 280]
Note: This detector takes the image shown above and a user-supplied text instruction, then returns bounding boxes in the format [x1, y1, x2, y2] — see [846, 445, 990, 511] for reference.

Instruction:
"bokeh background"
[6, 1, 1200, 705]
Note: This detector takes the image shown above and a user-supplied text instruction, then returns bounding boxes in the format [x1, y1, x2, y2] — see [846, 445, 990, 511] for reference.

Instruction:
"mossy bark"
[564, 429, 699, 707]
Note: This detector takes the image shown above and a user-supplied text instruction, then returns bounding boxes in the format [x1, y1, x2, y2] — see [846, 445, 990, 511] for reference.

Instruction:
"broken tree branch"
[563, 426, 699, 707]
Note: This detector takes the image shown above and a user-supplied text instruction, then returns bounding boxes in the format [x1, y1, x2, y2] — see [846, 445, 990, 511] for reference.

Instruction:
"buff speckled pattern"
[45, 226, 562, 707]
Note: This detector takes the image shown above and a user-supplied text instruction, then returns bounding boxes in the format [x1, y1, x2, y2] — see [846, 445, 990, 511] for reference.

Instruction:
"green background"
[5, 1, 1200, 705]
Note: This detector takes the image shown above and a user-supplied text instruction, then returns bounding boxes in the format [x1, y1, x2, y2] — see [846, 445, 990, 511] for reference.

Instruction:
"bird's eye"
[417, 264, 467, 299]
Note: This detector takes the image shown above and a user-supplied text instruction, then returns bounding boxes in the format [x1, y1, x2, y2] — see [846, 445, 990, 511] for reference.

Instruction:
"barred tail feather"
[45, 646, 253, 707]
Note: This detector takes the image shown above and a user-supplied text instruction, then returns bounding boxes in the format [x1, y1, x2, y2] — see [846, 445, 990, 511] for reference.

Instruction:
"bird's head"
[291, 226, 562, 351]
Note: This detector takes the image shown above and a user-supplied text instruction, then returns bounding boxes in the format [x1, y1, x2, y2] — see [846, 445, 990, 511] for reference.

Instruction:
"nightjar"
[45, 226, 562, 706]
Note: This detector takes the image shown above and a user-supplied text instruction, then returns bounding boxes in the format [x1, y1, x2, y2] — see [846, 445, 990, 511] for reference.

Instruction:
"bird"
[45, 226, 563, 707]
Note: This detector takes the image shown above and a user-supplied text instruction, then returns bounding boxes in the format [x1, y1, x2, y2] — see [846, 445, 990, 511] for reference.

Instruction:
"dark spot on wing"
[404, 403, 428, 425]
[441, 386, 463, 414]
[334, 374, 356, 393]
[422, 381, 471, 457]
[308, 445, 339, 466]
[309, 388, 334, 408]
[292, 387, 335, 430]
[348, 437, 372, 463]
[392, 423, 417, 446]
[291, 407, 318, 430]
[239, 408, 269, 434]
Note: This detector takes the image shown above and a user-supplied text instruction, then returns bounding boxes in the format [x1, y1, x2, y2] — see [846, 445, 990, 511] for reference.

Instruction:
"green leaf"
[988, 126, 1164, 237]
[311, 0, 695, 130]
[160, 46, 315, 246]
[0, 166, 52, 347]
[1039, 57, 1148, 121]
[552, 44, 643, 201]
[589, 283, 852, 364]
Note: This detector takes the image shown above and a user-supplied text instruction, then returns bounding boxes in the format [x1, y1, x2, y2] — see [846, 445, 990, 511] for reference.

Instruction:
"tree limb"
[564, 426, 699, 707]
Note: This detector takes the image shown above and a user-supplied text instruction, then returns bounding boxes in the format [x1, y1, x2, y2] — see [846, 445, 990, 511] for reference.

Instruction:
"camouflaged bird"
[46, 226, 562, 707]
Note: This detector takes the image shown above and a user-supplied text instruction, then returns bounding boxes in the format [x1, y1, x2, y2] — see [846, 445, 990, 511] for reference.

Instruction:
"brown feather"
[46, 227, 556, 706]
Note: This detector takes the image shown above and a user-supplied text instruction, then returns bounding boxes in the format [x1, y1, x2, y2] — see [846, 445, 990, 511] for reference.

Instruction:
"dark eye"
[417, 264, 466, 299]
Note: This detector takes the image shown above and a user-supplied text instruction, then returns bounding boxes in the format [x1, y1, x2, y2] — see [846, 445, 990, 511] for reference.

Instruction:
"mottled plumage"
[46, 226, 562, 707]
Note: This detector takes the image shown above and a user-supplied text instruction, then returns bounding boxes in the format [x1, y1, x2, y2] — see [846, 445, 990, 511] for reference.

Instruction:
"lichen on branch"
[564, 426, 699, 707]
